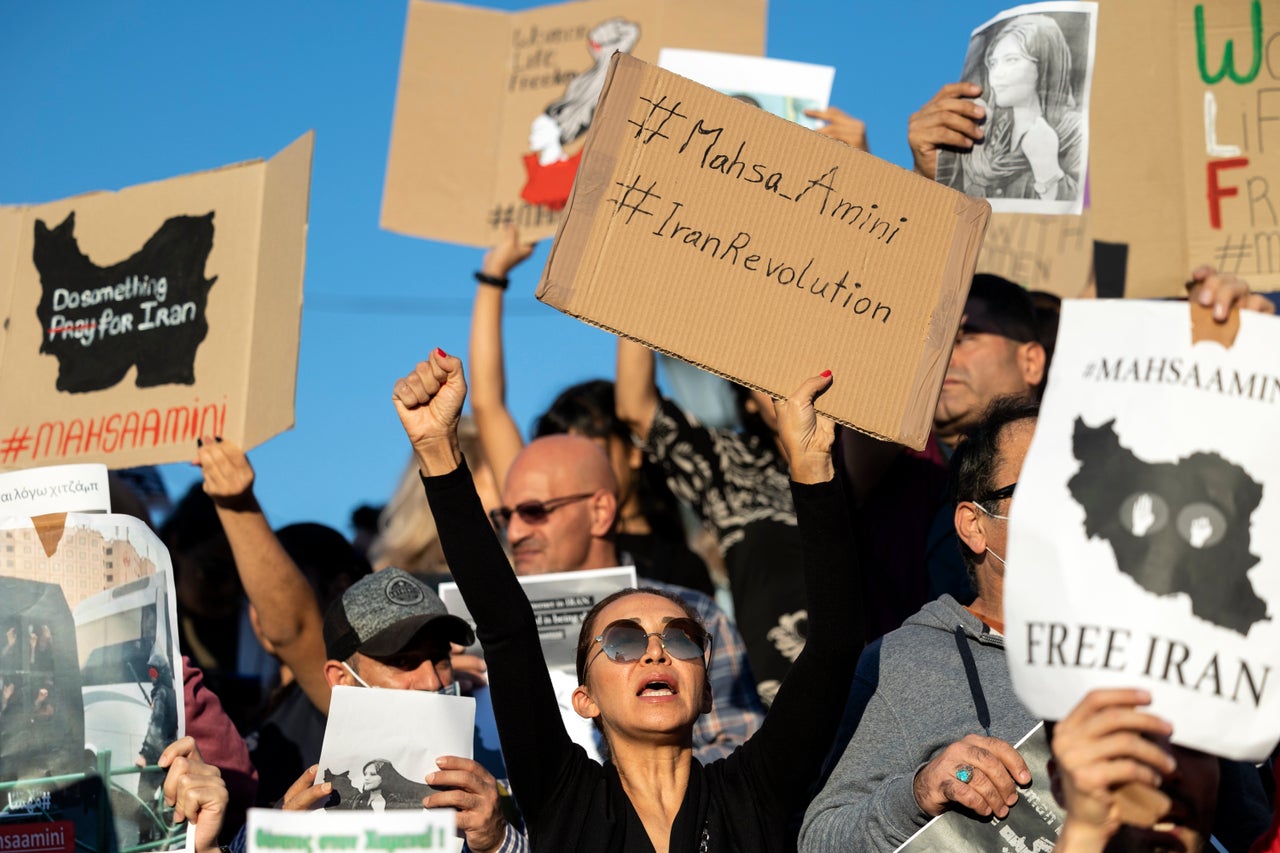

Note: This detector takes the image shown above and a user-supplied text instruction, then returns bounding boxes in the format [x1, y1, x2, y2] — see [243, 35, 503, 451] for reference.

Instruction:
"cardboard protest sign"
[538, 54, 991, 450]
[0, 512, 185, 850]
[1005, 300, 1280, 762]
[318, 686, 474, 813]
[0, 464, 110, 517]
[248, 808, 458, 853]
[936, 2, 1099, 216]
[0, 133, 312, 470]
[380, 0, 765, 247]
[977, 210, 1093, 296]
[895, 724, 1063, 853]
[1091, 0, 1280, 297]
[657, 49, 835, 130]
[439, 565, 636, 672]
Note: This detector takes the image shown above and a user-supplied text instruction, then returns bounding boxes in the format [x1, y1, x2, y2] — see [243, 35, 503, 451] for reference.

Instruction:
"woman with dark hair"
[393, 350, 861, 852]
[349, 759, 435, 811]
[958, 14, 1083, 201]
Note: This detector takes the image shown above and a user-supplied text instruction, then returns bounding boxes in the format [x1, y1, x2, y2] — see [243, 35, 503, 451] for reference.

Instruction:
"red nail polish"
[821, 369, 832, 378]
[436, 347, 448, 359]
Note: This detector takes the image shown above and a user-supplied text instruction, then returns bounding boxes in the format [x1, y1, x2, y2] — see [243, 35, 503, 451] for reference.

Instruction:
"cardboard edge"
[242, 131, 314, 448]
[1190, 302, 1240, 348]
[538, 51, 639, 309]
[897, 194, 991, 450]
[32, 512, 68, 558]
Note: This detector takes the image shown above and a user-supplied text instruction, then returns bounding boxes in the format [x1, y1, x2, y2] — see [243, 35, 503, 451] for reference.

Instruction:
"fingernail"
[1199, 289, 1213, 305]
[974, 106, 985, 118]
[215, 436, 223, 443]
[322, 782, 331, 792]
[436, 347, 448, 359]
[821, 369, 832, 378]
[426, 772, 438, 783]
[196, 438, 204, 448]
[1019, 770, 1031, 783]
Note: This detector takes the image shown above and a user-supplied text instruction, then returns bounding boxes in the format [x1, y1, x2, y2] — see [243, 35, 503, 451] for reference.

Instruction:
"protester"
[393, 350, 860, 852]
[157, 737, 230, 853]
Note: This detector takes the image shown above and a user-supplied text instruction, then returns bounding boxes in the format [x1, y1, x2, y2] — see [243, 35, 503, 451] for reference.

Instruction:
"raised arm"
[615, 337, 661, 443]
[468, 225, 536, 489]
[908, 82, 986, 179]
[198, 439, 330, 715]
[393, 350, 576, 823]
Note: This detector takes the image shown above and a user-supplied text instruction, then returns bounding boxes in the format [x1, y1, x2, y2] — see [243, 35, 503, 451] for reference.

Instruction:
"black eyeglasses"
[489, 492, 595, 529]
[584, 618, 711, 675]
[977, 481, 1017, 504]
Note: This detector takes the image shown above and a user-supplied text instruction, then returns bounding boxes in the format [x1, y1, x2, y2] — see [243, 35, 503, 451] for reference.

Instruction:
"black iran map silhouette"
[1068, 418, 1268, 635]
[33, 211, 217, 393]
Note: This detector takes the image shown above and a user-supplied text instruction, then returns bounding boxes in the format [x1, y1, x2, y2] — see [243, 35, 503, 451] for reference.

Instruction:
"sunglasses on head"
[585, 618, 711, 675]
[489, 492, 595, 529]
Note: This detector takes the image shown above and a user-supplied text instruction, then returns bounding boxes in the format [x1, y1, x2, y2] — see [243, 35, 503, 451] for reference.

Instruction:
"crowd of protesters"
[81, 74, 1280, 853]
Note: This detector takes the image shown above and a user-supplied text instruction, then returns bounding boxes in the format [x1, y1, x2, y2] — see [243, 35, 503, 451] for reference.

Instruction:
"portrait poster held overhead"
[380, 0, 766, 248]
[657, 49, 835, 130]
[539, 54, 990, 450]
[0, 510, 185, 851]
[1004, 300, 1280, 763]
[0, 133, 311, 470]
[936, 2, 1098, 215]
[317, 686, 474, 812]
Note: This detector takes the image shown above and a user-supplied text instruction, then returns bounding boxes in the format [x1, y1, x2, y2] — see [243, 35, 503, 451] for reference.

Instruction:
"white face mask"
[974, 502, 1009, 565]
[340, 660, 461, 695]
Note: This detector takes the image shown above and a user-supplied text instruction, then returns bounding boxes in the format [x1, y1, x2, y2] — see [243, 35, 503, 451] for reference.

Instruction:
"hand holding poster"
[539, 54, 990, 450]
[1005, 300, 1280, 762]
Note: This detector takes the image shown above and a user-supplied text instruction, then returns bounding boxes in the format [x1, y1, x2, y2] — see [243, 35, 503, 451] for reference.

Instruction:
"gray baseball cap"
[323, 567, 474, 661]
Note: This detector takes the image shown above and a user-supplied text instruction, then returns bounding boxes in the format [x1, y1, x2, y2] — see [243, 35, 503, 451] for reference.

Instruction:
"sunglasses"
[585, 618, 711, 675]
[489, 492, 595, 529]
[977, 481, 1017, 504]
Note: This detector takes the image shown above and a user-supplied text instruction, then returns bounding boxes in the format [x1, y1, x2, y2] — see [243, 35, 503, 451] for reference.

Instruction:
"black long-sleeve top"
[424, 459, 862, 853]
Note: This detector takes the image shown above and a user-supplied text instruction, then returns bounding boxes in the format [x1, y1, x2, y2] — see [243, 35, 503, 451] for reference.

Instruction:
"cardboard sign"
[977, 211, 1093, 297]
[248, 808, 458, 853]
[0, 133, 312, 470]
[1005, 300, 1280, 762]
[439, 565, 636, 672]
[0, 512, 184, 848]
[380, 0, 765, 247]
[895, 724, 1063, 853]
[538, 54, 991, 450]
[1091, 0, 1279, 297]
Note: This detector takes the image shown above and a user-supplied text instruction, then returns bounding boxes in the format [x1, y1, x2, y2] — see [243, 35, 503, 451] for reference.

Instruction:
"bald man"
[494, 435, 764, 763]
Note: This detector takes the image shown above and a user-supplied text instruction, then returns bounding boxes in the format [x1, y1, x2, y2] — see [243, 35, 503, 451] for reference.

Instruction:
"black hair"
[948, 396, 1040, 590]
[730, 383, 777, 447]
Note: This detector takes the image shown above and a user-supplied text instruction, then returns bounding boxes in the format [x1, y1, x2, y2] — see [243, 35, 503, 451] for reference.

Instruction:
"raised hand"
[1187, 265, 1276, 320]
[158, 737, 228, 853]
[805, 106, 869, 152]
[772, 371, 835, 485]
[481, 224, 536, 280]
[393, 349, 469, 476]
[198, 437, 256, 511]
[908, 82, 986, 178]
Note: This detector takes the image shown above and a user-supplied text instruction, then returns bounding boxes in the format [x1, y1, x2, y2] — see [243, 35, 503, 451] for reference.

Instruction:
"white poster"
[247, 807, 457, 853]
[317, 686, 474, 811]
[936, 1, 1098, 215]
[0, 464, 110, 517]
[657, 49, 834, 129]
[1006, 300, 1280, 762]
[439, 565, 637, 672]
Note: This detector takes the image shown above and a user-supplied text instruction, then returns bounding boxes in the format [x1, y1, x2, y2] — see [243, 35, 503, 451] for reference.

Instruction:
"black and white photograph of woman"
[936, 1, 1098, 214]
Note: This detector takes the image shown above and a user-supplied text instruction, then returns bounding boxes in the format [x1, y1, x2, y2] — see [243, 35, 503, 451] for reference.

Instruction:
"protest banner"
[976, 211, 1093, 297]
[1005, 300, 1280, 762]
[657, 49, 835, 130]
[317, 686, 474, 814]
[380, 0, 765, 247]
[248, 807, 458, 853]
[895, 724, 1064, 853]
[439, 565, 636, 672]
[538, 54, 991, 450]
[0, 133, 312, 470]
[1091, 0, 1279, 297]
[0, 511, 185, 850]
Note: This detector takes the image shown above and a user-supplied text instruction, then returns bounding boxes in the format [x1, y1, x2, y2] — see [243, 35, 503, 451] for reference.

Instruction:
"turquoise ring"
[956, 765, 975, 784]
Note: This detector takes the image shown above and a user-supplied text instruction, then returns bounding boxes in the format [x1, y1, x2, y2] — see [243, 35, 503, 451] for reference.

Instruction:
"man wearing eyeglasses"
[493, 433, 764, 763]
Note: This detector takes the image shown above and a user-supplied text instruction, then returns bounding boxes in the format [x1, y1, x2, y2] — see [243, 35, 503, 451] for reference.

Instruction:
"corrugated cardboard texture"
[977, 211, 1092, 297]
[380, 0, 766, 248]
[539, 54, 990, 450]
[0, 133, 312, 470]
[1092, 0, 1276, 297]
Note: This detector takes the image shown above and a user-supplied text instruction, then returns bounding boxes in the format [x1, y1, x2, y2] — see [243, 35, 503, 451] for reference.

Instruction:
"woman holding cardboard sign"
[393, 349, 862, 853]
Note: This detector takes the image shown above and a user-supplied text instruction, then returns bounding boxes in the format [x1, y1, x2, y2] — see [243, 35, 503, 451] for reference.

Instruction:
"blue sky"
[1, 0, 1014, 533]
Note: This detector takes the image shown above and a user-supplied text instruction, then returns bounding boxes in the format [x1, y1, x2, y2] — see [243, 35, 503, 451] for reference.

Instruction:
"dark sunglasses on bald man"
[584, 617, 711, 675]
[489, 492, 595, 530]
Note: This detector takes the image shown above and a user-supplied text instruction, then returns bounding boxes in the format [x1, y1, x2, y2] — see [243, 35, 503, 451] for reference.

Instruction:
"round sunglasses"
[584, 617, 711, 675]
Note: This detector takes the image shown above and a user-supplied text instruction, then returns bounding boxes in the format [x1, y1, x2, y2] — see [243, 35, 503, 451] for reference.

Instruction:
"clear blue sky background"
[2, 0, 1013, 534]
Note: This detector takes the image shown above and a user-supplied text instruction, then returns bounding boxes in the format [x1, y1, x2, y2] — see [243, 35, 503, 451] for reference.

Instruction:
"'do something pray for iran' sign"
[1005, 300, 1280, 762]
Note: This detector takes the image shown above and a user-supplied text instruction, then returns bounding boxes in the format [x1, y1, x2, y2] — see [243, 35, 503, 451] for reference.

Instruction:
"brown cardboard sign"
[1091, 0, 1278, 297]
[538, 54, 991, 450]
[0, 132, 312, 470]
[977, 210, 1093, 297]
[380, 0, 765, 248]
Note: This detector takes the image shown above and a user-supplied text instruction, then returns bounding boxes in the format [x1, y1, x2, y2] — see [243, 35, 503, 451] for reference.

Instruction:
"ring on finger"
[955, 764, 975, 784]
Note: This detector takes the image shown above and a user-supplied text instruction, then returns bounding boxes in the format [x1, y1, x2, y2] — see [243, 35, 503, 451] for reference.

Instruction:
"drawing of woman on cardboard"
[954, 14, 1084, 203]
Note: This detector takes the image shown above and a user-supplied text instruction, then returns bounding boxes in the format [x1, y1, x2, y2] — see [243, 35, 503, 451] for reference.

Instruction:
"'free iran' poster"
[1005, 299, 1280, 763]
